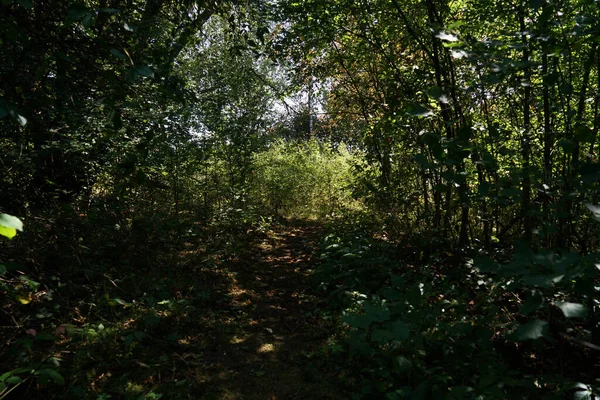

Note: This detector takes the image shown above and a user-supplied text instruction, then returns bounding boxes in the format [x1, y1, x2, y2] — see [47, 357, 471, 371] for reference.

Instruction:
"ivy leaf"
[556, 302, 588, 318]
[510, 319, 547, 341]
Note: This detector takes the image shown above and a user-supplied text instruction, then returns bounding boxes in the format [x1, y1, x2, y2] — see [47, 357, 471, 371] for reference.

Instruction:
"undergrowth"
[0, 205, 270, 399]
[312, 221, 600, 399]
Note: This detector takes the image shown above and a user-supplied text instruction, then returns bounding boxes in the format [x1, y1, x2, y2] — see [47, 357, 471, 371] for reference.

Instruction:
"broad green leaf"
[558, 139, 575, 152]
[511, 319, 547, 341]
[406, 103, 434, 117]
[343, 314, 372, 329]
[38, 369, 65, 385]
[81, 14, 94, 29]
[0, 226, 17, 239]
[575, 126, 595, 143]
[392, 320, 409, 341]
[66, 4, 90, 24]
[372, 328, 394, 343]
[0, 213, 23, 231]
[0, 264, 5, 275]
[136, 66, 154, 78]
[520, 294, 543, 316]
[556, 302, 588, 318]
[363, 302, 390, 322]
[426, 86, 449, 103]
[474, 256, 497, 273]
[5, 376, 22, 385]
[110, 48, 127, 59]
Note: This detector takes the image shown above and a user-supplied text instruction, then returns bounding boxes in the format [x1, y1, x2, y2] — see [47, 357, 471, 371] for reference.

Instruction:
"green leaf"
[520, 294, 543, 316]
[406, 103, 434, 117]
[511, 319, 547, 341]
[136, 66, 154, 78]
[0, 213, 23, 232]
[344, 314, 372, 329]
[19, 276, 40, 291]
[556, 302, 588, 318]
[35, 332, 57, 341]
[575, 126, 595, 143]
[558, 139, 575, 152]
[0, 226, 17, 239]
[426, 86, 449, 103]
[372, 328, 394, 343]
[38, 369, 64, 385]
[110, 48, 127, 59]
[5, 376, 22, 385]
[363, 302, 390, 322]
[81, 13, 94, 29]
[392, 320, 409, 340]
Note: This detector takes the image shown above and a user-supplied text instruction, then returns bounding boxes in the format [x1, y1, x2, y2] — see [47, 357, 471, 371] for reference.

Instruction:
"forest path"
[183, 220, 342, 400]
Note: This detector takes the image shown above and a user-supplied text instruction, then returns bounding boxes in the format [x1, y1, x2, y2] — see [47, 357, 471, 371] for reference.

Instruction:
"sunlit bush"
[250, 139, 365, 219]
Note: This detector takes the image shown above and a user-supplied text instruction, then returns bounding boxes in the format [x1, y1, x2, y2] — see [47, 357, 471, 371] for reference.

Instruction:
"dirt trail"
[185, 221, 342, 400]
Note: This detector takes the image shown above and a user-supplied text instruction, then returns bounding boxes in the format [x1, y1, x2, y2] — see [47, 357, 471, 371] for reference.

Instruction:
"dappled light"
[2, 0, 600, 398]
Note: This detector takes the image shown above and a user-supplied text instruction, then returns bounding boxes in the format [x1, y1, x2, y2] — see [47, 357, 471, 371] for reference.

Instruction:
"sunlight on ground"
[230, 335, 247, 344]
[257, 343, 275, 353]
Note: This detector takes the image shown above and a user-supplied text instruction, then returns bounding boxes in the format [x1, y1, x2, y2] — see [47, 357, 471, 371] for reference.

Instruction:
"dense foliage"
[2, 0, 600, 398]
[250, 139, 363, 219]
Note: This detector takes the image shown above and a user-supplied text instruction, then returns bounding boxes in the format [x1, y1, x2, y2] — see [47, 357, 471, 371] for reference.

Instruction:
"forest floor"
[171, 220, 344, 399]
[1, 218, 348, 400]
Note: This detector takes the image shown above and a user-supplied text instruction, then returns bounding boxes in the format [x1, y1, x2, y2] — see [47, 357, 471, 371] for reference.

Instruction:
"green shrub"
[250, 139, 365, 219]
